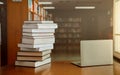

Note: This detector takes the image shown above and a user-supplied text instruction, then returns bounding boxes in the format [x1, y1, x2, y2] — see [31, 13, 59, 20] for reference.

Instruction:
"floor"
[0, 59, 120, 75]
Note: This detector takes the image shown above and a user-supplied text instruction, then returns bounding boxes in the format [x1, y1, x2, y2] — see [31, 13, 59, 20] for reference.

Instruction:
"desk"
[0, 61, 115, 75]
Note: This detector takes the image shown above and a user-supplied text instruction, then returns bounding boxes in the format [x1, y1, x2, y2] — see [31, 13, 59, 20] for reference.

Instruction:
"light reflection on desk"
[0, 61, 115, 75]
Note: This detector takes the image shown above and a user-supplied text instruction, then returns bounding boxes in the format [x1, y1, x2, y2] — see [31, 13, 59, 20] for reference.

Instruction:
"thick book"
[23, 23, 58, 29]
[24, 21, 54, 24]
[17, 50, 51, 56]
[22, 38, 55, 44]
[17, 54, 50, 61]
[23, 28, 55, 33]
[22, 32, 54, 36]
[15, 58, 51, 67]
[20, 46, 53, 51]
[18, 43, 53, 48]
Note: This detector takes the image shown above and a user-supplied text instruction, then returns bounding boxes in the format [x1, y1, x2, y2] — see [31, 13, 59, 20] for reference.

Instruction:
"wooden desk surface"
[0, 61, 119, 75]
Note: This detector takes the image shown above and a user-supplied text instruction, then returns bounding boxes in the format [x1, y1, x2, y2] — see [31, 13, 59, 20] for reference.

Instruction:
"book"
[17, 50, 51, 56]
[23, 28, 55, 33]
[18, 43, 53, 48]
[20, 46, 53, 51]
[17, 54, 50, 61]
[14, 63, 51, 73]
[23, 23, 58, 29]
[15, 58, 51, 67]
[22, 32, 54, 36]
[24, 21, 54, 24]
[22, 38, 55, 44]
[22, 35, 54, 39]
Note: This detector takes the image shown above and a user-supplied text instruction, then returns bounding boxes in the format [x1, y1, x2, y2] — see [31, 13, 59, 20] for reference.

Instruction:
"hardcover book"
[22, 35, 54, 39]
[23, 23, 58, 29]
[18, 43, 53, 48]
[22, 38, 55, 44]
[20, 46, 53, 51]
[15, 58, 51, 67]
[17, 54, 50, 61]
[22, 32, 54, 36]
[23, 28, 55, 33]
[24, 21, 54, 24]
[17, 50, 51, 56]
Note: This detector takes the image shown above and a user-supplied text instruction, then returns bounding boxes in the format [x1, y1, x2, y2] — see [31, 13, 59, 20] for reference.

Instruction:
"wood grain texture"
[7, 0, 28, 65]
[1, 60, 120, 75]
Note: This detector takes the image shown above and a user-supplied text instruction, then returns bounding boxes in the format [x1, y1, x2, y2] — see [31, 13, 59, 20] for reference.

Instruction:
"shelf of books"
[28, 0, 52, 21]
[53, 17, 81, 57]
[15, 21, 58, 67]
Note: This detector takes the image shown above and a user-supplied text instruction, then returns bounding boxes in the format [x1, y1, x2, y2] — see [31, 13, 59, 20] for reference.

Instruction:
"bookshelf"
[54, 17, 81, 56]
[28, 0, 49, 21]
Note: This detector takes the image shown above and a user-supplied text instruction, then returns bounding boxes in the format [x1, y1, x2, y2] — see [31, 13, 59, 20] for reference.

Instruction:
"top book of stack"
[23, 21, 58, 29]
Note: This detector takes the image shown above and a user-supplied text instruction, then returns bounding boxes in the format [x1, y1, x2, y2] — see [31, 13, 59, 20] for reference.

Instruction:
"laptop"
[72, 40, 113, 67]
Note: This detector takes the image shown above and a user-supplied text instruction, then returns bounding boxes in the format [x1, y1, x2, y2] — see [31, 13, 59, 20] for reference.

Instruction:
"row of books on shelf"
[56, 28, 81, 33]
[54, 17, 82, 22]
[15, 21, 58, 67]
[55, 33, 81, 38]
[55, 39, 81, 44]
[57, 23, 81, 28]
[54, 45, 80, 50]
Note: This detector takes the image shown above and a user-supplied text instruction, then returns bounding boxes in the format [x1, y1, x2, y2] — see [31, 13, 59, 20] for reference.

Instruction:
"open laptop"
[72, 40, 113, 67]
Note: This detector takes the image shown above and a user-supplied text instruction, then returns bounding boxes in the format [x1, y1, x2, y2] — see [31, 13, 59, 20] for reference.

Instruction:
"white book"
[22, 35, 54, 39]
[24, 21, 54, 24]
[23, 28, 55, 33]
[22, 38, 55, 44]
[17, 54, 50, 61]
[23, 23, 58, 29]
[20, 46, 53, 51]
[22, 32, 54, 36]
[15, 58, 51, 67]
[18, 43, 53, 48]
[17, 50, 51, 56]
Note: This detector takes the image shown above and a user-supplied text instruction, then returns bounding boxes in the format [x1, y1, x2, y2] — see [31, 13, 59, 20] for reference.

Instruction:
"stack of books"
[15, 21, 58, 67]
